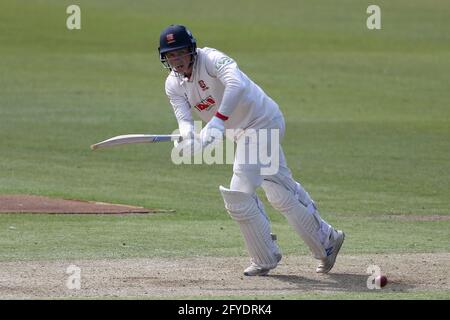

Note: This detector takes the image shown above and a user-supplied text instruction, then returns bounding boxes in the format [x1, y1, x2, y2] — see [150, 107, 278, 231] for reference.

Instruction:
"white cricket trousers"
[230, 116, 313, 208]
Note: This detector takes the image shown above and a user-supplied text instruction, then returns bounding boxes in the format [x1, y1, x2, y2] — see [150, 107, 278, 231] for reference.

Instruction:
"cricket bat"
[90, 134, 181, 150]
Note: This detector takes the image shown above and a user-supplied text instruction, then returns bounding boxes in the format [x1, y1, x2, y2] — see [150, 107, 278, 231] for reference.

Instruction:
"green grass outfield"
[0, 0, 449, 299]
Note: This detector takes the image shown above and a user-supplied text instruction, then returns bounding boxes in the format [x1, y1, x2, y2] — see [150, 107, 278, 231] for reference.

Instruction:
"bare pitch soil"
[0, 195, 448, 298]
[0, 195, 161, 214]
[0, 253, 448, 299]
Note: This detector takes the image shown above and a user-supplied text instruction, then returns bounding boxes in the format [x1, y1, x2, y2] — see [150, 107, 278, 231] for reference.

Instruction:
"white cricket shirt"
[165, 47, 282, 138]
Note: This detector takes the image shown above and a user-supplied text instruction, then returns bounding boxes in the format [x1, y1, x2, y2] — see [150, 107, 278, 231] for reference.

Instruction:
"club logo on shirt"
[215, 56, 234, 71]
[194, 95, 216, 111]
[198, 80, 209, 91]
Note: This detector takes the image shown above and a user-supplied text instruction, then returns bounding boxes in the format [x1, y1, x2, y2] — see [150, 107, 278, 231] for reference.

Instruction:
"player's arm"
[165, 78, 202, 155]
[205, 52, 247, 121]
[199, 51, 246, 147]
[165, 77, 195, 139]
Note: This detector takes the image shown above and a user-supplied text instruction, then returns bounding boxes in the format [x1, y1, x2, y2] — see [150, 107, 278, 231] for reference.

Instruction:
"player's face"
[165, 48, 193, 76]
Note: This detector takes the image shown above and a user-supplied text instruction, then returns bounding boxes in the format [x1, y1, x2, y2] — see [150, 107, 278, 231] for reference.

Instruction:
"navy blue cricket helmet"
[158, 24, 197, 69]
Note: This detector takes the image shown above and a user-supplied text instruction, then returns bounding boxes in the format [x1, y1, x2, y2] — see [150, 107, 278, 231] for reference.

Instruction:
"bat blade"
[90, 134, 181, 150]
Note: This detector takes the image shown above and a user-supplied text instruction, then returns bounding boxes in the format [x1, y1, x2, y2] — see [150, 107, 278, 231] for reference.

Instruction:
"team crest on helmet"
[166, 33, 175, 44]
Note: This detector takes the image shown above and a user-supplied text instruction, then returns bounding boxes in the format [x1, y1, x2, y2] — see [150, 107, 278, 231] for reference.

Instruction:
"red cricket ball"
[376, 275, 388, 288]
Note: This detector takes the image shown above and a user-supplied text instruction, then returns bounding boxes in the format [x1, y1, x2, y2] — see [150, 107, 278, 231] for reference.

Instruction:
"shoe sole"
[244, 269, 270, 276]
[244, 253, 282, 276]
[317, 231, 345, 274]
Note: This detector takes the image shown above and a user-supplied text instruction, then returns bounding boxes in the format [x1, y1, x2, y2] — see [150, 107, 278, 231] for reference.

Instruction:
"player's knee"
[230, 172, 259, 194]
[261, 180, 293, 212]
[219, 186, 260, 222]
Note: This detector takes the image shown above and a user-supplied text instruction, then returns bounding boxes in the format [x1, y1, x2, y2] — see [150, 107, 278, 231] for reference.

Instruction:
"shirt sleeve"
[205, 50, 246, 119]
[165, 76, 194, 138]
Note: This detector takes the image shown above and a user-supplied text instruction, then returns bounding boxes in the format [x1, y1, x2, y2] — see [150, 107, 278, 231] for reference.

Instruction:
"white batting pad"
[219, 186, 281, 269]
[262, 180, 327, 259]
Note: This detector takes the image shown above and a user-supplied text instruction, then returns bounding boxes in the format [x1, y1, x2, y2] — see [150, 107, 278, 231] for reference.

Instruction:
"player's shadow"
[270, 273, 415, 292]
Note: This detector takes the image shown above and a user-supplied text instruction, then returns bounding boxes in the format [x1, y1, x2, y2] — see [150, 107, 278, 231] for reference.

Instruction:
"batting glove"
[173, 137, 202, 157]
[200, 116, 225, 148]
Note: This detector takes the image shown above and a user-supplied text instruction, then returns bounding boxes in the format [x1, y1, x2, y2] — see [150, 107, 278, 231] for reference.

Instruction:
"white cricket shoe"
[244, 253, 282, 276]
[316, 230, 345, 274]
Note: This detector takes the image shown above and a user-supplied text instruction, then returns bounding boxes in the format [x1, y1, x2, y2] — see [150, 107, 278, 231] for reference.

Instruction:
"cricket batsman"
[159, 24, 345, 276]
